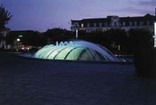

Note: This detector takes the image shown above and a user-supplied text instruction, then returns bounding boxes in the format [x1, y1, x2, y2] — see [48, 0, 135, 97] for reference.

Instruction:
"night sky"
[1, 0, 156, 32]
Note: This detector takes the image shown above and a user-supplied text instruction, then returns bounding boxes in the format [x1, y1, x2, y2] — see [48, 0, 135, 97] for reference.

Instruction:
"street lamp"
[16, 37, 21, 51]
[76, 30, 78, 39]
[17, 38, 20, 42]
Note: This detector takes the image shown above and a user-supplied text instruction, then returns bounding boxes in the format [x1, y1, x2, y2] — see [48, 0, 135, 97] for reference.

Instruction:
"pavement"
[0, 52, 155, 105]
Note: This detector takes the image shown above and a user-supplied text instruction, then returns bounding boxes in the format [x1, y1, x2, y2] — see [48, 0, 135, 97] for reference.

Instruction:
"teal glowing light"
[34, 40, 118, 62]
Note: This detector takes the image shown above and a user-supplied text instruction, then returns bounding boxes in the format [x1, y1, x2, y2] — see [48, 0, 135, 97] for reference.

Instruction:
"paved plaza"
[0, 53, 155, 105]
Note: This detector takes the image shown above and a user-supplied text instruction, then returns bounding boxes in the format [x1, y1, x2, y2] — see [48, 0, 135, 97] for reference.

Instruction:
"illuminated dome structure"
[34, 40, 119, 62]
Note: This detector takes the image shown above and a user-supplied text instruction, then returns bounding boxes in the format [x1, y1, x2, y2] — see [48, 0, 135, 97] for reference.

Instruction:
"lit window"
[81, 23, 84, 28]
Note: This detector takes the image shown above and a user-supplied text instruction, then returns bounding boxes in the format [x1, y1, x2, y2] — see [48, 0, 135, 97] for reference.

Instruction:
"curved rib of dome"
[34, 40, 119, 62]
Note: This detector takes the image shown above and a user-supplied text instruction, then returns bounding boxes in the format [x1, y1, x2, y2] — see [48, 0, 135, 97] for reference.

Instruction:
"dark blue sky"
[1, 0, 156, 32]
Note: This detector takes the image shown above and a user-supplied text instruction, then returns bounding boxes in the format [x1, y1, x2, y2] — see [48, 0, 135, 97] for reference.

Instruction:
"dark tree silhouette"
[128, 28, 153, 53]
[0, 4, 12, 30]
[44, 28, 74, 43]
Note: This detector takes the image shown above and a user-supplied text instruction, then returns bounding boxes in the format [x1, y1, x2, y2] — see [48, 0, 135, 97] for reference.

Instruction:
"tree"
[128, 28, 153, 54]
[0, 4, 12, 30]
[44, 28, 74, 43]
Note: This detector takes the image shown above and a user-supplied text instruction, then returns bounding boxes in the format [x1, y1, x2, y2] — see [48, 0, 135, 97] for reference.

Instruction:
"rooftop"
[72, 14, 156, 23]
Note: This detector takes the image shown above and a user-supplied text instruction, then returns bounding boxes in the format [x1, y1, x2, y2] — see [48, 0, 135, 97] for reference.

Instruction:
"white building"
[71, 14, 156, 32]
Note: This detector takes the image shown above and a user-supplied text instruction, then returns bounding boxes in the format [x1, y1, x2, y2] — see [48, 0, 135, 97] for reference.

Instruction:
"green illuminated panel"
[54, 46, 74, 60]
[41, 46, 59, 59]
[34, 45, 53, 58]
[47, 46, 67, 59]
[66, 47, 84, 60]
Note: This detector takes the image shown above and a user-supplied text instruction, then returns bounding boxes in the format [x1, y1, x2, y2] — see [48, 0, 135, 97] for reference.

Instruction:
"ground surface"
[0, 52, 155, 105]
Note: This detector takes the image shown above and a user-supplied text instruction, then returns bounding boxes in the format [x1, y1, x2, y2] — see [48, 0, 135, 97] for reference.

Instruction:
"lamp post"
[76, 30, 78, 39]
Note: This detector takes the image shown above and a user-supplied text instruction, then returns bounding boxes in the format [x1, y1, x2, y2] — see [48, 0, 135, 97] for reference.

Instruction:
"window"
[114, 22, 118, 26]
[122, 22, 126, 26]
[94, 23, 97, 27]
[142, 21, 144, 25]
[140, 21, 144, 26]
[129, 22, 132, 26]
[104, 22, 108, 26]
[99, 23, 102, 27]
[147, 21, 150, 25]
[134, 21, 137, 26]
[72, 22, 79, 27]
[87, 23, 90, 27]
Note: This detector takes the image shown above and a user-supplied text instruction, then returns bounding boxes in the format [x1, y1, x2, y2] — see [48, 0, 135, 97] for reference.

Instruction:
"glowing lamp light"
[17, 38, 20, 42]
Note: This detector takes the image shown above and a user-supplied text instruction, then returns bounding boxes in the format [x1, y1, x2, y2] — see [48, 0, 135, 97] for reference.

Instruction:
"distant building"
[71, 14, 156, 32]
[0, 28, 10, 49]
[9, 30, 37, 51]
[0, 30, 38, 51]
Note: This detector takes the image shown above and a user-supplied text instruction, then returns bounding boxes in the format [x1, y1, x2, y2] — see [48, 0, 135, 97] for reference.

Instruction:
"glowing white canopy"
[34, 40, 119, 62]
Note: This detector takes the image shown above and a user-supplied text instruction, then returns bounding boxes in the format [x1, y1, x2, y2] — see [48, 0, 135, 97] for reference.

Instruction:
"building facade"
[71, 14, 156, 32]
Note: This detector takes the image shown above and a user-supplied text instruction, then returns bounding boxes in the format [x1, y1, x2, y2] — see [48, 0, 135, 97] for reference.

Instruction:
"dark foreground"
[0, 53, 155, 105]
